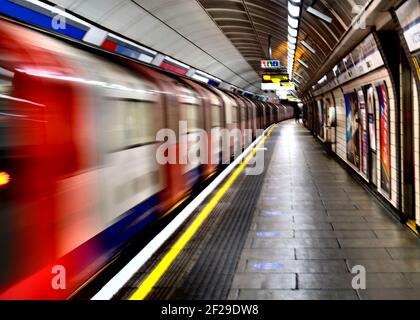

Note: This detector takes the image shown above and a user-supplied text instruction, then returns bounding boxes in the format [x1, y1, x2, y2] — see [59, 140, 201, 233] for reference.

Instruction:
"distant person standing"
[294, 106, 301, 124]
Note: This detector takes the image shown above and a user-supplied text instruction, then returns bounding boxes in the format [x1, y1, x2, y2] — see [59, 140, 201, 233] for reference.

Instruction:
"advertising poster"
[366, 86, 376, 152]
[358, 90, 368, 175]
[376, 82, 391, 194]
[366, 86, 377, 184]
[345, 92, 360, 168]
[317, 99, 324, 140]
[324, 95, 336, 127]
[324, 95, 336, 144]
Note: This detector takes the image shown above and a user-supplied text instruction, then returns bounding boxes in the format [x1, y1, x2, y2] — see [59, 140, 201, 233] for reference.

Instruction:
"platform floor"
[119, 121, 420, 300]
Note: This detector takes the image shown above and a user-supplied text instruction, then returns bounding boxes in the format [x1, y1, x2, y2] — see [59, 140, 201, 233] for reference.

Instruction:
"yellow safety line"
[407, 220, 419, 236]
[129, 126, 275, 300]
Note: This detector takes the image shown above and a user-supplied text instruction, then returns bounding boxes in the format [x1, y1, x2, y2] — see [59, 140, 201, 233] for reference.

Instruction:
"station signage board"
[262, 74, 289, 83]
[261, 83, 295, 91]
[261, 60, 280, 69]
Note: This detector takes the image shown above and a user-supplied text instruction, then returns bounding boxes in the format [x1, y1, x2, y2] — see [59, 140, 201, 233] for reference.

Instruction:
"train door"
[401, 48, 415, 220]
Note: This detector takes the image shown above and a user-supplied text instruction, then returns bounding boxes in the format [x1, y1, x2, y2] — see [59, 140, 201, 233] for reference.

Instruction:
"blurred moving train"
[0, 18, 294, 299]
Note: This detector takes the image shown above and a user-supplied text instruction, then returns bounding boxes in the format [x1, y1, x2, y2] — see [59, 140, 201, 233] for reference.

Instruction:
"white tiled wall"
[314, 67, 398, 208]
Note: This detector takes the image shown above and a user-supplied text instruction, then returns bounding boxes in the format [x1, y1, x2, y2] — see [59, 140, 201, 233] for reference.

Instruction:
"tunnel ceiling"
[197, 0, 372, 93]
[52, 0, 383, 95]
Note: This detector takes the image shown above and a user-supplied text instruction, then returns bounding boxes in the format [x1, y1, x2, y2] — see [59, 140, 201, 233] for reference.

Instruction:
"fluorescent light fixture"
[297, 59, 309, 69]
[288, 35, 297, 44]
[288, 1, 301, 17]
[288, 15, 299, 28]
[294, 72, 303, 79]
[301, 40, 316, 54]
[294, 78, 301, 84]
[307, 6, 333, 24]
[288, 26, 298, 37]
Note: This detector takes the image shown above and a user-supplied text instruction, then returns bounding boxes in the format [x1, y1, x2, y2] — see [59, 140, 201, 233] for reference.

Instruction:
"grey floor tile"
[294, 216, 367, 223]
[387, 248, 420, 260]
[231, 273, 296, 289]
[252, 216, 294, 223]
[255, 222, 333, 231]
[294, 230, 376, 239]
[240, 248, 296, 260]
[296, 248, 391, 260]
[332, 222, 406, 231]
[298, 273, 354, 289]
[404, 273, 420, 288]
[235, 289, 358, 300]
[347, 259, 420, 273]
[249, 230, 294, 239]
[245, 259, 348, 273]
[374, 230, 419, 239]
[339, 238, 419, 248]
[252, 238, 339, 249]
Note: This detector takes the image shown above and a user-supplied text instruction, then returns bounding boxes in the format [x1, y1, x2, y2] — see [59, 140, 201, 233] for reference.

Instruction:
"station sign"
[280, 82, 295, 87]
[262, 74, 289, 83]
[261, 60, 280, 69]
[262, 83, 295, 91]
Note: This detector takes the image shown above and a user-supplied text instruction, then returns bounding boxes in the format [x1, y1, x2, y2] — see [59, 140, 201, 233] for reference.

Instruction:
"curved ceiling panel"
[52, 0, 397, 95]
[52, 0, 262, 92]
[197, 0, 373, 94]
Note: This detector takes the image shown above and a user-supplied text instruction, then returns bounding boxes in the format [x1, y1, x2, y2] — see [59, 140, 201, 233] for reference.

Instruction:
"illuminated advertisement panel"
[345, 92, 360, 168]
[358, 90, 368, 176]
[376, 82, 391, 195]
[317, 100, 324, 140]
[366, 86, 376, 152]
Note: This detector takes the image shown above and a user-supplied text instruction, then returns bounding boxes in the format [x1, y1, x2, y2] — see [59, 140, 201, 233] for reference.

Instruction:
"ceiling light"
[288, 26, 298, 37]
[288, 1, 301, 18]
[288, 15, 299, 28]
[294, 72, 303, 79]
[301, 40, 316, 54]
[288, 35, 297, 44]
[307, 6, 333, 24]
[298, 59, 309, 69]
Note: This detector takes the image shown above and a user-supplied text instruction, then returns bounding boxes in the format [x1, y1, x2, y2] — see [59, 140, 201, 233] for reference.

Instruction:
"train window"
[181, 104, 199, 132]
[232, 106, 239, 124]
[240, 106, 246, 123]
[211, 105, 222, 127]
[105, 99, 155, 152]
